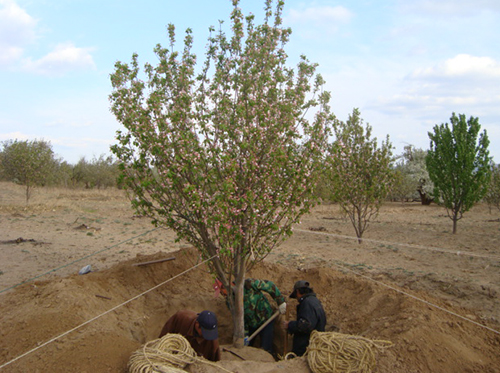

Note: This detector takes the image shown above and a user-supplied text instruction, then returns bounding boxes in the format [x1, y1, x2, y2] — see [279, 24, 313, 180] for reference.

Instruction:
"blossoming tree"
[325, 108, 393, 243]
[109, 0, 332, 346]
[393, 145, 434, 204]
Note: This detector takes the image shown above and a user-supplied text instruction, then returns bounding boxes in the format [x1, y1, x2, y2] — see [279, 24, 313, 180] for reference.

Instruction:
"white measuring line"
[329, 260, 500, 336]
[294, 228, 500, 261]
[0, 255, 218, 370]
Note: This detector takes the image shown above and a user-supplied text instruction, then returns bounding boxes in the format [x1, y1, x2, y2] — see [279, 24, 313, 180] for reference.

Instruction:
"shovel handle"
[246, 310, 280, 343]
[284, 306, 290, 355]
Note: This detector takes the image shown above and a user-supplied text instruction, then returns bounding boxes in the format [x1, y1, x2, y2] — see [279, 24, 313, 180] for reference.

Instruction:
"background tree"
[324, 108, 394, 243]
[72, 155, 120, 189]
[0, 139, 57, 202]
[426, 113, 491, 233]
[389, 168, 415, 203]
[484, 163, 500, 215]
[51, 159, 73, 188]
[71, 157, 90, 187]
[392, 145, 434, 204]
[109, 0, 331, 346]
[87, 154, 120, 189]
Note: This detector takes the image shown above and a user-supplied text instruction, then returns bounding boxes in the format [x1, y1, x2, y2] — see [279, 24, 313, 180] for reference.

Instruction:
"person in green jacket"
[215, 278, 287, 354]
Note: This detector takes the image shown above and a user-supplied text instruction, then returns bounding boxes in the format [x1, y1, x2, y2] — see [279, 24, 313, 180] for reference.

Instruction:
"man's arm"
[287, 302, 317, 334]
[252, 279, 286, 306]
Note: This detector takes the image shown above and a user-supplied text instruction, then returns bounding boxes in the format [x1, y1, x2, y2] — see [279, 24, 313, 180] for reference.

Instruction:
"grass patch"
[378, 244, 398, 252]
[339, 262, 373, 270]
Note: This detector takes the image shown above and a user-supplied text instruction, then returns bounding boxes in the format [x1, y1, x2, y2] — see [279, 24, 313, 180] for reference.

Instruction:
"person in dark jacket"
[159, 309, 221, 361]
[283, 280, 326, 356]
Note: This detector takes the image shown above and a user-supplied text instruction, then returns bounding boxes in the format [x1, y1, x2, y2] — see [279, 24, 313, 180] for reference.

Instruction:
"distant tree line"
[485, 164, 500, 214]
[0, 111, 498, 236]
[0, 139, 120, 202]
[314, 112, 497, 234]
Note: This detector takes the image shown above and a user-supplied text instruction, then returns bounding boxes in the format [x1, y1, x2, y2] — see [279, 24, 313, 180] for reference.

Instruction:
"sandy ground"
[1, 182, 499, 372]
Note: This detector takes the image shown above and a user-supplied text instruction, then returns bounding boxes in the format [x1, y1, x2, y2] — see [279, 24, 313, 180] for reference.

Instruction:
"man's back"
[159, 310, 221, 361]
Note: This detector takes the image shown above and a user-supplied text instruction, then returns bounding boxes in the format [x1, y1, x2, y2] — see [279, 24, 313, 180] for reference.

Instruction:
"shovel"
[284, 306, 290, 356]
[246, 310, 280, 344]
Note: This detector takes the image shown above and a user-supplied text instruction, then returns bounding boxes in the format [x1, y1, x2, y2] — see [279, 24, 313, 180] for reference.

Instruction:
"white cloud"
[410, 54, 500, 81]
[0, 131, 29, 141]
[0, 1, 96, 75]
[285, 5, 352, 35]
[22, 42, 96, 76]
[0, 0, 37, 65]
[362, 54, 500, 141]
[376, 93, 490, 112]
[398, 0, 500, 17]
[0, 45, 23, 64]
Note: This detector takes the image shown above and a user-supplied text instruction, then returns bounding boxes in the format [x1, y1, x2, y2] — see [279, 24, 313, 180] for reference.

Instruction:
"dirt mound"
[1, 247, 499, 373]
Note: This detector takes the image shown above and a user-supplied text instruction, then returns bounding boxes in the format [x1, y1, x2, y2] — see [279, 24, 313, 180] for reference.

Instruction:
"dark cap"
[197, 310, 218, 340]
[289, 280, 310, 298]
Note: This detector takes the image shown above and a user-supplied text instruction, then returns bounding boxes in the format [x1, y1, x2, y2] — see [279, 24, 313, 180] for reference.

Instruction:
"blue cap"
[197, 310, 218, 340]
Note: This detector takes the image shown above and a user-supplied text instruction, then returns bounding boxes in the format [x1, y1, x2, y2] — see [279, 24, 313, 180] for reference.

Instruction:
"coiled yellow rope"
[305, 331, 393, 373]
[127, 333, 234, 373]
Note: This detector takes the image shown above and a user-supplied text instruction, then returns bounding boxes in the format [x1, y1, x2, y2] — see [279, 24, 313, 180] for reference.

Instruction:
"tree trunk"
[452, 214, 458, 234]
[232, 256, 246, 348]
[355, 207, 363, 244]
[417, 189, 433, 205]
[25, 182, 31, 204]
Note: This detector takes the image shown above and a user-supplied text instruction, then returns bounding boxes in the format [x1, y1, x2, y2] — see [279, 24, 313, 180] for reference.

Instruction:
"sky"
[0, 0, 499, 165]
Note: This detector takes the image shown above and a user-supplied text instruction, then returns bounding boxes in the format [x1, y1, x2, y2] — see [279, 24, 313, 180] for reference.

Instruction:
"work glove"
[279, 302, 287, 315]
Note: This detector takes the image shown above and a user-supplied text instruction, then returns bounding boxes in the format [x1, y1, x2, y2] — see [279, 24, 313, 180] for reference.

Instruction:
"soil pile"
[1, 247, 499, 372]
[1, 182, 500, 372]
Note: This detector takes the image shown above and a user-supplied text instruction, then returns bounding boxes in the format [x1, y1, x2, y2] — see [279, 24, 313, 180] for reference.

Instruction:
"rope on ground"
[0, 227, 160, 294]
[128, 334, 234, 373]
[294, 228, 500, 261]
[291, 227, 500, 336]
[305, 330, 393, 373]
[128, 334, 195, 373]
[329, 260, 500, 336]
[0, 254, 218, 371]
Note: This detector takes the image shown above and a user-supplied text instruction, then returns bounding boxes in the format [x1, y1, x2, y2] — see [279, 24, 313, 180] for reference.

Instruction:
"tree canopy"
[0, 139, 57, 202]
[484, 164, 500, 215]
[393, 145, 434, 204]
[324, 108, 394, 243]
[426, 113, 491, 233]
[109, 0, 333, 345]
